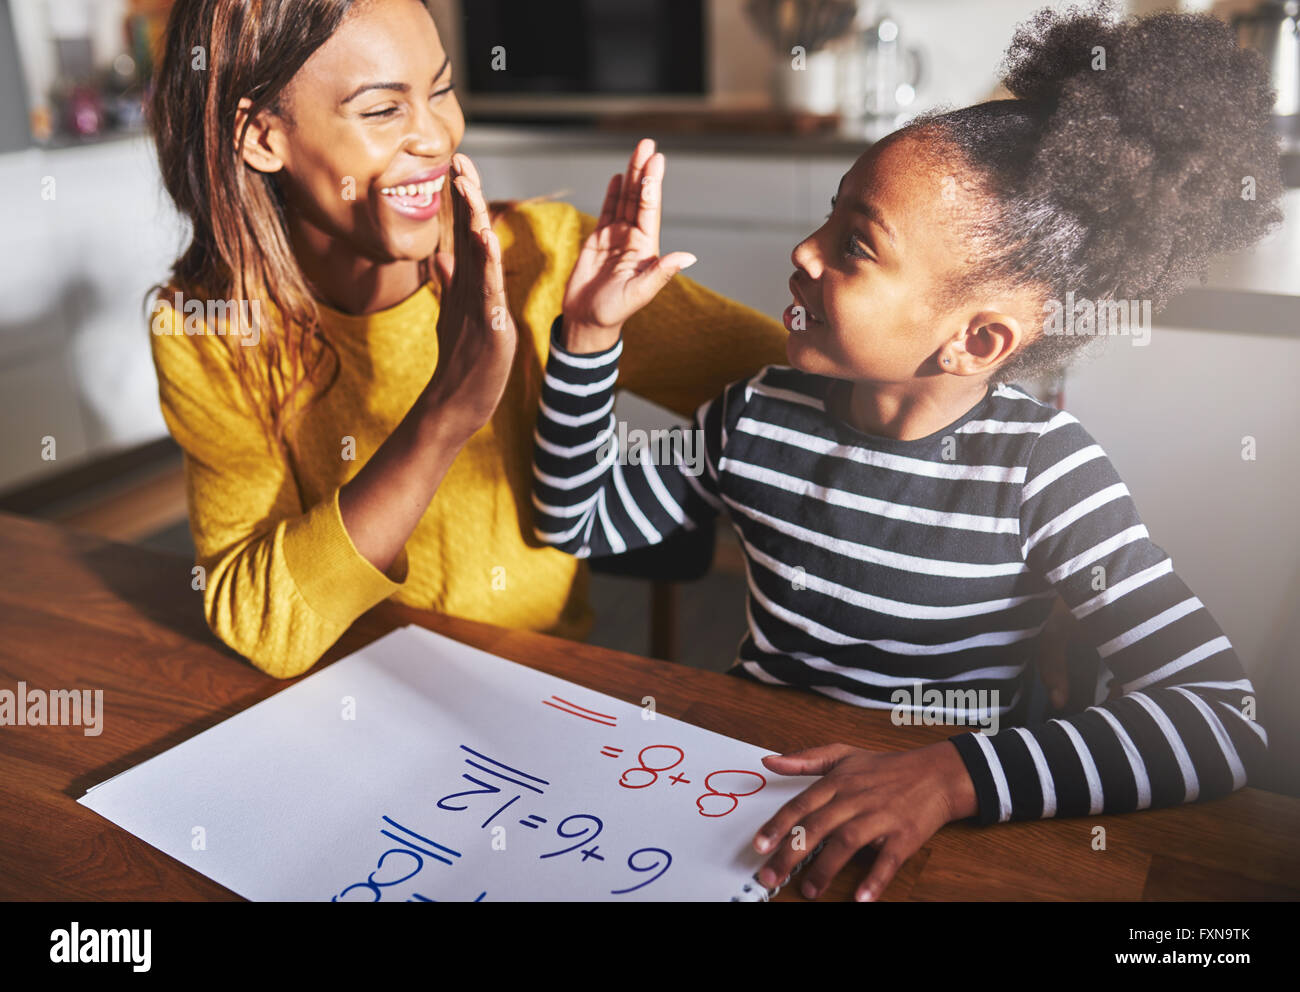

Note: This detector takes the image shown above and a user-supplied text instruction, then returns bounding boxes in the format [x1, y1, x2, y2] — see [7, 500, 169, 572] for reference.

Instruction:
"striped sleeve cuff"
[546, 314, 623, 372]
[950, 731, 1010, 825]
[281, 487, 408, 628]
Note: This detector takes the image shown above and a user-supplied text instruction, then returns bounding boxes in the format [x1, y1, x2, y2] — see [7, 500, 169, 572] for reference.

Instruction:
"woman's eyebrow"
[339, 55, 453, 105]
[341, 81, 408, 105]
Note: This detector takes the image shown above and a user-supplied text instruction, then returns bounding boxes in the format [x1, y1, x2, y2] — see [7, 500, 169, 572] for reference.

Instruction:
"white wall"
[1063, 326, 1300, 681]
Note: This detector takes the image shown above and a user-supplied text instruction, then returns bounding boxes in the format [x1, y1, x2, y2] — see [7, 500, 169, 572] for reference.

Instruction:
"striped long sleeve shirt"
[531, 319, 1268, 825]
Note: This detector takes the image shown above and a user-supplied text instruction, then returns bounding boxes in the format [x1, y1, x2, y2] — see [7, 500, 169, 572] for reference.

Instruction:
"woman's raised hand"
[426, 153, 518, 442]
[560, 138, 697, 354]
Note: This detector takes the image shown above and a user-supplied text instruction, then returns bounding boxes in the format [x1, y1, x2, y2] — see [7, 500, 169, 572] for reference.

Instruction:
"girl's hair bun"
[1002, 1, 1283, 306]
[912, 2, 1285, 381]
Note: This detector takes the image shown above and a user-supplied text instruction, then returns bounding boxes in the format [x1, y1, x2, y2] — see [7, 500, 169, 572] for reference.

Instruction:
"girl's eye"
[432, 83, 455, 100]
[362, 107, 398, 119]
[845, 232, 873, 260]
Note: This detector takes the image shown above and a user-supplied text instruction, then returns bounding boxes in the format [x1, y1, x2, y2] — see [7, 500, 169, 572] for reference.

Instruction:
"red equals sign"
[542, 695, 618, 727]
[600, 746, 624, 758]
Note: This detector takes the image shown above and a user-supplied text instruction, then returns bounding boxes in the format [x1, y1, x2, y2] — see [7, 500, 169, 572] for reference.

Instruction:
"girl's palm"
[562, 139, 696, 334]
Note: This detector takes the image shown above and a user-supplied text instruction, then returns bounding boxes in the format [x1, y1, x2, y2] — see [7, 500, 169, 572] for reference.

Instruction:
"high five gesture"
[560, 138, 697, 354]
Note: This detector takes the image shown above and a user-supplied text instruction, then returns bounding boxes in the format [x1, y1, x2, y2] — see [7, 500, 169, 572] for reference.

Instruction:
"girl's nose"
[791, 231, 822, 280]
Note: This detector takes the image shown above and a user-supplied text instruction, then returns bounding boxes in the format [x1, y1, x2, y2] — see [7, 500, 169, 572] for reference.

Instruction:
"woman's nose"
[406, 105, 454, 160]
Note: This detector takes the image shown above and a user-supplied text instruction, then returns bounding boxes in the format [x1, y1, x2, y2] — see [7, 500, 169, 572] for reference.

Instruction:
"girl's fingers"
[855, 836, 910, 903]
[760, 743, 858, 776]
[635, 152, 666, 248]
[758, 797, 871, 891]
[597, 174, 622, 230]
[618, 138, 654, 224]
[625, 252, 697, 310]
[796, 813, 891, 899]
[752, 777, 836, 857]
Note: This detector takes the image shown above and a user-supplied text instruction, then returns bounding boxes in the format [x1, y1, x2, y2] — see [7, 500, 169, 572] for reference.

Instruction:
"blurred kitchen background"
[0, 1, 1297, 790]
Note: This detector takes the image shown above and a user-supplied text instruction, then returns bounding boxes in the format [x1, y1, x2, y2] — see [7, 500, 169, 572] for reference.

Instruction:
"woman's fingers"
[447, 165, 474, 296]
[455, 157, 493, 238]
[454, 152, 485, 201]
[479, 228, 505, 304]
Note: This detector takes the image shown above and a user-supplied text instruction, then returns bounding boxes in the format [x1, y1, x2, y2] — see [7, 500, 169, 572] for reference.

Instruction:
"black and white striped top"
[531, 320, 1267, 824]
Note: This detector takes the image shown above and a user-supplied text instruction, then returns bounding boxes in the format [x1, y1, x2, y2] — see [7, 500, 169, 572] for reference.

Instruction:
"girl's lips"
[783, 299, 825, 333]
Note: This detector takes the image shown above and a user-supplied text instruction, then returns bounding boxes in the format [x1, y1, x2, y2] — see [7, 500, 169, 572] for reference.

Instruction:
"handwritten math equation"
[329, 692, 773, 902]
[543, 694, 770, 817]
[331, 744, 676, 901]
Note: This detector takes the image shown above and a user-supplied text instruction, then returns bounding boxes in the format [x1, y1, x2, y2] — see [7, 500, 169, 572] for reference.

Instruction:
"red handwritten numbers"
[618, 745, 685, 789]
[617, 744, 767, 817]
[696, 770, 767, 818]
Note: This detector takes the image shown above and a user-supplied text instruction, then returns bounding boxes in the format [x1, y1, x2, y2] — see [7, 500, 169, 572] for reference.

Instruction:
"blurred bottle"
[839, 4, 925, 141]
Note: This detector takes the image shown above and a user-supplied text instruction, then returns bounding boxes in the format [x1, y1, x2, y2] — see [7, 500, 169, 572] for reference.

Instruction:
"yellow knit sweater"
[149, 200, 789, 679]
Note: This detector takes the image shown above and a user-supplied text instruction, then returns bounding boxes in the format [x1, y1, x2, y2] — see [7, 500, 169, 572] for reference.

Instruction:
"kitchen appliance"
[1233, 0, 1300, 150]
[462, 0, 705, 120]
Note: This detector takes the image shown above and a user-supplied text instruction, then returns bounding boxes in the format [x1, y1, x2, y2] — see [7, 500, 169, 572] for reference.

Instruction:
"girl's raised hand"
[560, 138, 697, 354]
[426, 153, 518, 442]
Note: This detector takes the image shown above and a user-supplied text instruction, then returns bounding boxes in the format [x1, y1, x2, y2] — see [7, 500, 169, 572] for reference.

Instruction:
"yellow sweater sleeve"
[149, 303, 408, 679]
[578, 214, 789, 419]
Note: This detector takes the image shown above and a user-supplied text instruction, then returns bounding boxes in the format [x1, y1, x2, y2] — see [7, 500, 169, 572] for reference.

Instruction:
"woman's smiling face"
[783, 129, 1028, 385]
[247, 0, 464, 264]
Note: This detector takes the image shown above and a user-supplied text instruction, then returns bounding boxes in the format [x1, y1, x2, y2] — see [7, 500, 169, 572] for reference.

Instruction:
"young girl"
[532, 4, 1281, 900]
[146, 0, 790, 678]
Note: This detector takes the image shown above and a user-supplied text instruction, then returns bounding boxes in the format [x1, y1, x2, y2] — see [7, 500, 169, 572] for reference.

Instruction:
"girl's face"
[252, 0, 463, 265]
[783, 131, 1031, 384]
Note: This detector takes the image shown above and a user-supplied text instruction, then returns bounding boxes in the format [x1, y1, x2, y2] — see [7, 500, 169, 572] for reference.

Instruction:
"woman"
[147, 0, 789, 678]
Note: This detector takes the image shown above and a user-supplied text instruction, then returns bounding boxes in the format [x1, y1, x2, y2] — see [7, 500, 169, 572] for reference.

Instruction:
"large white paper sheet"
[78, 625, 814, 901]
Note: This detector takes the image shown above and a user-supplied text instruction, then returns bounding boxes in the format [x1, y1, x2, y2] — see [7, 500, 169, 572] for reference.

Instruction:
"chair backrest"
[586, 517, 717, 583]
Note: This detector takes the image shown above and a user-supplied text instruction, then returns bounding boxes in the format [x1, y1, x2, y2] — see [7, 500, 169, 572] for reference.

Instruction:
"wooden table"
[2, 511, 1298, 901]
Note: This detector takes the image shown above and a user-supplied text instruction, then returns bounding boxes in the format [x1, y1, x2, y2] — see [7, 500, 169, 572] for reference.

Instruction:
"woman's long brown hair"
[148, 0, 451, 446]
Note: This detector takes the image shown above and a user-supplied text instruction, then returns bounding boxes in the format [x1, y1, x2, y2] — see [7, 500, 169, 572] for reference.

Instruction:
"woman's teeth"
[380, 176, 446, 202]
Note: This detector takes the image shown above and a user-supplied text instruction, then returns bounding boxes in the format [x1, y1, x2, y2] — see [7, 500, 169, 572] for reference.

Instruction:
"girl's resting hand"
[560, 138, 697, 354]
[425, 153, 518, 441]
[752, 741, 978, 901]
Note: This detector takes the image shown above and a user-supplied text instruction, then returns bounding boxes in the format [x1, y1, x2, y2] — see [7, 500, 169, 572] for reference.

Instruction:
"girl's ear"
[235, 97, 287, 174]
[943, 309, 1025, 376]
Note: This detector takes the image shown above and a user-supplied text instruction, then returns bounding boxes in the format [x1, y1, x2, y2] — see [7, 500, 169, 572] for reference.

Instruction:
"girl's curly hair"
[907, 1, 1285, 383]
